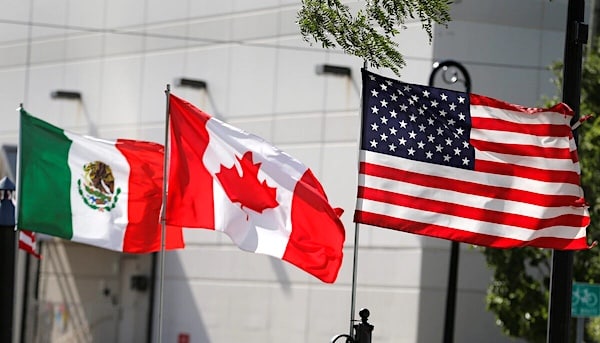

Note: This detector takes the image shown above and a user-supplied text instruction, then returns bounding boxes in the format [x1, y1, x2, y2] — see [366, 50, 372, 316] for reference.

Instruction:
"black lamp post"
[428, 60, 471, 343]
[548, 1, 586, 342]
[330, 308, 374, 343]
[0, 176, 17, 342]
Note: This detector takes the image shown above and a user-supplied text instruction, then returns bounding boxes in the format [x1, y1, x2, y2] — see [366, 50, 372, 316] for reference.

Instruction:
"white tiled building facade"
[1, 0, 582, 342]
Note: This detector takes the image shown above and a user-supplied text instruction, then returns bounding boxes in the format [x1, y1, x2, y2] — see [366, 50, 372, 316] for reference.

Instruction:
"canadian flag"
[166, 94, 345, 283]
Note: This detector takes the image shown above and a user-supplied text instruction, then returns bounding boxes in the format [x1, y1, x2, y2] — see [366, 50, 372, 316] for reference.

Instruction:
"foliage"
[575, 46, 600, 342]
[482, 45, 600, 342]
[484, 247, 551, 342]
[297, 0, 451, 75]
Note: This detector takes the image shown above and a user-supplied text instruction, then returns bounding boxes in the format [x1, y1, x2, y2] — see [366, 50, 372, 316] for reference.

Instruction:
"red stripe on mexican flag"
[166, 94, 345, 283]
[17, 109, 184, 253]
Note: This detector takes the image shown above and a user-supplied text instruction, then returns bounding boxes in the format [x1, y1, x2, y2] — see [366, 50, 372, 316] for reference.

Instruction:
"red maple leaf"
[216, 151, 279, 213]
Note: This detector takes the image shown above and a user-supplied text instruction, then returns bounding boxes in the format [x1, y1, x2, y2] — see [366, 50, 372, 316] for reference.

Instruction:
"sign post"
[572, 282, 600, 342]
[572, 282, 600, 317]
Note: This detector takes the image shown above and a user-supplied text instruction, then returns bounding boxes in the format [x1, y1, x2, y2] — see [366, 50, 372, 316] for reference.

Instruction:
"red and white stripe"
[19, 230, 40, 258]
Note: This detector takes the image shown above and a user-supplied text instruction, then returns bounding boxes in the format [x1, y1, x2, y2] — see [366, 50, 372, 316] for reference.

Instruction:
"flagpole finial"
[165, 84, 170, 93]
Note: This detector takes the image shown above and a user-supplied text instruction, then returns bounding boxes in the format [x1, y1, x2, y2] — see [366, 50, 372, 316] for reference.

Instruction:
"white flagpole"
[156, 84, 171, 343]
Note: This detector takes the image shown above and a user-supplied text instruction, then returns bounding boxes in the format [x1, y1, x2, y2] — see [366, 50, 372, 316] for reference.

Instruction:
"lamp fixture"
[177, 78, 207, 90]
[315, 64, 352, 77]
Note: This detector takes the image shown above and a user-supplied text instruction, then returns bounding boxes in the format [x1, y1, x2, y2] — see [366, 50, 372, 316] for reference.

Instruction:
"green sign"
[572, 282, 600, 317]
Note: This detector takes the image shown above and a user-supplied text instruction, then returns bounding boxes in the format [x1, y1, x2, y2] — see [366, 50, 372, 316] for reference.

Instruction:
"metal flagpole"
[547, 0, 586, 342]
[348, 61, 369, 338]
[349, 221, 360, 336]
[156, 84, 172, 343]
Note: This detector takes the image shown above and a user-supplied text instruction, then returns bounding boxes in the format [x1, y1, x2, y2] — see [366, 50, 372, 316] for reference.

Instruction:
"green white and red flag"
[18, 109, 184, 253]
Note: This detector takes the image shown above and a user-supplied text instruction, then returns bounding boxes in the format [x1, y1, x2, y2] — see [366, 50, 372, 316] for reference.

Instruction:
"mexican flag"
[17, 109, 184, 253]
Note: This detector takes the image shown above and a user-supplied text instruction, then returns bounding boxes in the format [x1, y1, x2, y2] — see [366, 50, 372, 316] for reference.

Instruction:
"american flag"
[354, 69, 590, 249]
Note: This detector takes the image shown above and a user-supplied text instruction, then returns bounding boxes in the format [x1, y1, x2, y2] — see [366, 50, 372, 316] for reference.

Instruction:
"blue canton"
[361, 70, 475, 170]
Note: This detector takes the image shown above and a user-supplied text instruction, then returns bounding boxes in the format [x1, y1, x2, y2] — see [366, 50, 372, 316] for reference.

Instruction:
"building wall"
[1, 0, 578, 342]
[434, 0, 573, 106]
[17, 240, 153, 343]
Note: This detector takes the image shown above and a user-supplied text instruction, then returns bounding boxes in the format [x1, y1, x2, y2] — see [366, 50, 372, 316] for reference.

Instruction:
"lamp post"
[330, 308, 374, 343]
[0, 176, 17, 342]
[548, 1, 586, 342]
[428, 60, 471, 343]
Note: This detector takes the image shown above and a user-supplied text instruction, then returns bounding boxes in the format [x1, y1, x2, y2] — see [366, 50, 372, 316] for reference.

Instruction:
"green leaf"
[297, 0, 451, 75]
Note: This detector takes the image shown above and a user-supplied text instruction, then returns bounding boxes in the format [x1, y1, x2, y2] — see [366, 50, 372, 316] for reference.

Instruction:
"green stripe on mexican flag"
[17, 109, 184, 253]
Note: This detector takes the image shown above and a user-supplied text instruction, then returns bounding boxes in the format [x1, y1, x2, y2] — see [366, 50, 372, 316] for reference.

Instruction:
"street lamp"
[428, 60, 471, 343]
[330, 308, 373, 343]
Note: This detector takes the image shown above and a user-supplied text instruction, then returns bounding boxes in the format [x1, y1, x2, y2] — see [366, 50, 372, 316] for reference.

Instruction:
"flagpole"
[349, 221, 360, 336]
[349, 61, 368, 337]
[156, 84, 171, 343]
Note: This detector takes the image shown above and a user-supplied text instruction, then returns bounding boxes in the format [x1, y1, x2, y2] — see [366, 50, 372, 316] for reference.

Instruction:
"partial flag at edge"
[19, 229, 40, 258]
